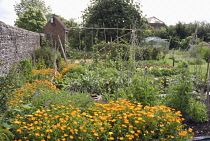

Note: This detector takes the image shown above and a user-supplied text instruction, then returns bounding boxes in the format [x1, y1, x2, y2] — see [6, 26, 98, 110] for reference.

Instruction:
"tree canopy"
[14, 0, 51, 16]
[83, 0, 145, 29]
[15, 6, 46, 33]
[81, 0, 146, 49]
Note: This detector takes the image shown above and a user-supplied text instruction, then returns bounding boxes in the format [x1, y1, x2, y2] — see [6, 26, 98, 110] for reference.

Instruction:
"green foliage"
[149, 67, 179, 77]
[179, 36, 192, 50]
[165, 73, 208, 122]
[32, 46, 63, 69]
[188, 99, 208, 122]
[18, 59, 33, 80]
[0, 117, 14, 141]
[117, 76, 158, 106]
[200, 47, 210, 62]
[0, 21, 5, 24]
[177, 60, 188, 68]
[62, 66, 123, 96]
[138, 47, 164, 60]
[165, 74, 192, 115]
[90, 42, 165, 61]
[92, 42, 129, 60]
[0, 60, 3, 66]
[14, 0, 51, 16]
[82, 0, 146, 49]
[152, 22, 210, 49]
[15, 6, 46, 33]
[0, 66, 29, 113]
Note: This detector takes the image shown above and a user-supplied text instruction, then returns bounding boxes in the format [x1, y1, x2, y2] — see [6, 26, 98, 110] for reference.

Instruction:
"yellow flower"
[47, 136, 51, 139]
[121, 124, 127, 127]
[92, 129, 96, 132]
[64, 134, 68, 137]
[35, 133, 40, 136]
[109, 132, 113, 135]
[119, 137, 124, 140]
[94, 132, 99, 136]
[69, 135, 74, 139]
[16, 129, 22, 133]
[129, 130, 135, 134]
[137, 130, 141, 133]
[100, 127, 105, 131]
[179, 131, 187, 136]
[188, 128, 193, 132]
[109, 137, 115, 140]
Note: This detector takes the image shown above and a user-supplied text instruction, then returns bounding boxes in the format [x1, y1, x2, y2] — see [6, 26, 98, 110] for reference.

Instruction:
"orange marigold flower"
[69, 135, 74, 139]
[179, 131, 187, 136]
[119, 137, 124, 140]
[109, 137, 115, 140]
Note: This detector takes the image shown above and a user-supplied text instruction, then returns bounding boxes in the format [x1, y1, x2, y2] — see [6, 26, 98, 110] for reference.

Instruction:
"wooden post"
[50, 44, 58, 83]
[58, 35, 67, 62]
[206, 58, 210, 107]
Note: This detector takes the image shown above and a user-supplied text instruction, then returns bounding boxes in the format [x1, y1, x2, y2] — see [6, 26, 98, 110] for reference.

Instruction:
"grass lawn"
[164, 51, 208, 76]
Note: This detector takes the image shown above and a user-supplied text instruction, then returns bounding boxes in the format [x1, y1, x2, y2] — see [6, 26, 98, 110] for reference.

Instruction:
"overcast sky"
[0, 0, 210, 26]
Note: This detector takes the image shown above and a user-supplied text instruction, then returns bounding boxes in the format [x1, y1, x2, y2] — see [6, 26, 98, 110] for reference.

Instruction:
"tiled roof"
[53, 16, 68, 30]
[147, 16, 165, 24]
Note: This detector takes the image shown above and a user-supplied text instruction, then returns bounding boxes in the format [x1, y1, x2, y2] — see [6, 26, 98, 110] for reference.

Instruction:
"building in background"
[43, 16, 68, 45]
[147, 16, 166, 29]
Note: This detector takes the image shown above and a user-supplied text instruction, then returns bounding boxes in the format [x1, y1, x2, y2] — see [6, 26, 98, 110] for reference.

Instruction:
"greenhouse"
[144, 37, 169, 48]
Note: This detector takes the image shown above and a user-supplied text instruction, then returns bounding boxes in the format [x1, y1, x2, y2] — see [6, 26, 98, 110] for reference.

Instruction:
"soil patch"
[185, 111, 210, 137]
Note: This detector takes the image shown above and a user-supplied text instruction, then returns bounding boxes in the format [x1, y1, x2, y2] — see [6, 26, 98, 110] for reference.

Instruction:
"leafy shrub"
[136, 47, 164, 61]
[0, 117, 14, 141]
[188, 58, 205, 65]
[200, 47, 210, 62]
[188, 99, 208, 122]
[177, 60, 188, 68]
[165, 73, 208, 122]
[32, 46, 63, 69]
[92, 41, 129, 61]
[116, 76, 158, 106]
[136, 65, 180, 77]
[92, 42, 165, 61]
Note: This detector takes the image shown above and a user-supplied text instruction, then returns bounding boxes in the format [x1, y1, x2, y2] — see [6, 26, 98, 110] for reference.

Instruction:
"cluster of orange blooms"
[60, 61, 78, 75]
[11, 99, 193, 141]
[33, 68, 63, 80]
[7, 80, 58, 109]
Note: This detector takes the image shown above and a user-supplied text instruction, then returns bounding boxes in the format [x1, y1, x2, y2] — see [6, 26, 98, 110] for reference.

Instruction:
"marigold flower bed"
[11, 99, 193, 140]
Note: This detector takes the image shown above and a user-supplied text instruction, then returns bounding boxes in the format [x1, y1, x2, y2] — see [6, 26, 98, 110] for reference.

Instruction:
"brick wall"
[0, 24, 43, 76]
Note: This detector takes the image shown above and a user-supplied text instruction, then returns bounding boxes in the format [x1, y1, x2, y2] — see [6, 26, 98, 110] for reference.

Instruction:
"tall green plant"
[32, 46, 63, 69]
[0, 117, 14, 141]
[116, 75, 158, 106]
[165, 72, 208, 122]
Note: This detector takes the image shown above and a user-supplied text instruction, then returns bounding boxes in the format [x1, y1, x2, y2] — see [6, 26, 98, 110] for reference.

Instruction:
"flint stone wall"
[0, 24, 43, 76]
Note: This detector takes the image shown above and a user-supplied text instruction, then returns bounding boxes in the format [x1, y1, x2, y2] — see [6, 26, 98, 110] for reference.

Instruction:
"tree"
[82, 0, 146, 49]
[0, 21, 5, 24]
[15, 6, 46, 33]
[14, 0, 51, 16]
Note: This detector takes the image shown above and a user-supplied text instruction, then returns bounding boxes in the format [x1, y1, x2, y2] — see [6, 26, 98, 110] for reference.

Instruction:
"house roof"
[147, 16, 165, 24]
[43, 16, 68, 30]
[53, 16, 68, 30]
